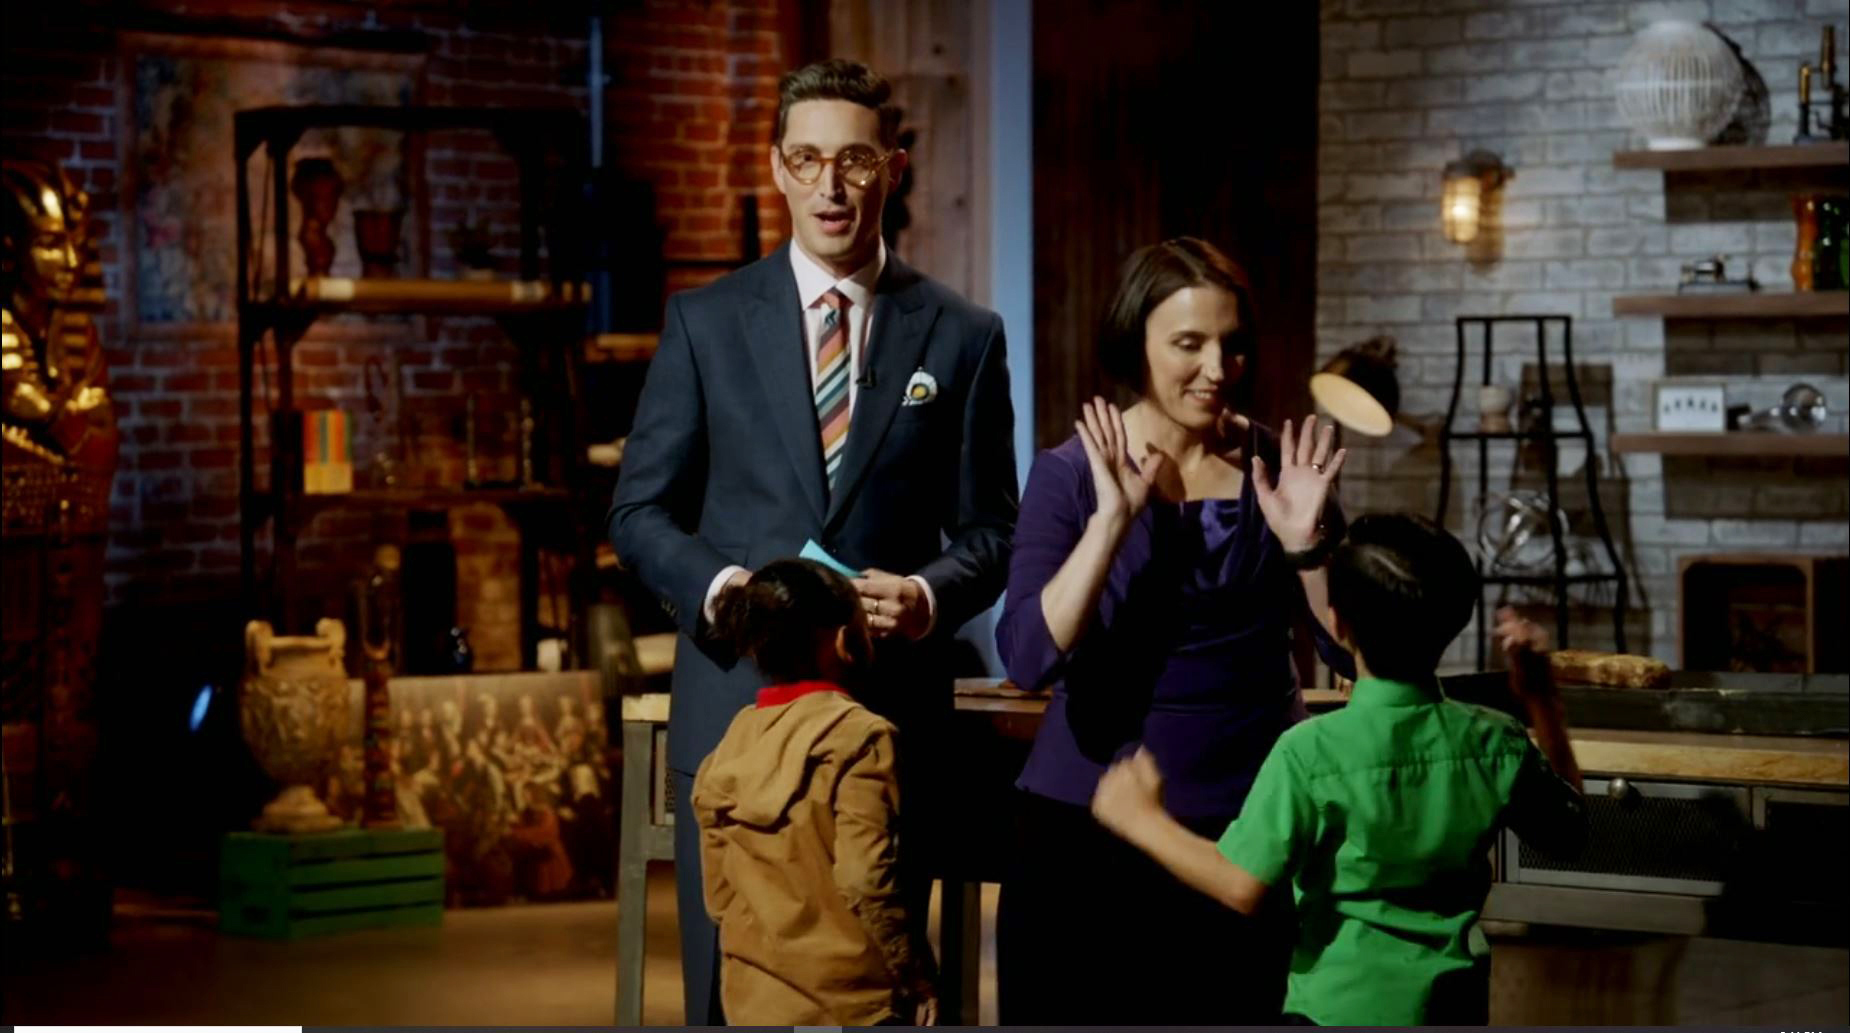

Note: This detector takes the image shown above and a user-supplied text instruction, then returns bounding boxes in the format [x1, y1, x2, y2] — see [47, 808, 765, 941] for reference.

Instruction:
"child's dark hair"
[1327, 514, 1479, 682]
[711, 558, 863, 684]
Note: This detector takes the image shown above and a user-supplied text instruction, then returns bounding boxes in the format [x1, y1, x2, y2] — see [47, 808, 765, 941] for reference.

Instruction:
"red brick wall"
[608, 0, 797, 284]
[2, 1, 798, 673]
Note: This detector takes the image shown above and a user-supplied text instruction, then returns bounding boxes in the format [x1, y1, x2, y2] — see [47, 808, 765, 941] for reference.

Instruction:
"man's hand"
[853, 568, 931, 640]
[702, 567, 753, 628]
[915, 995, 939, 1026]
[1091, 747, 1164, 839]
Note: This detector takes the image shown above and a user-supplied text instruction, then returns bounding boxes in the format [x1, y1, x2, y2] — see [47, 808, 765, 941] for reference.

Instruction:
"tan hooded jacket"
[692, 683, 934, 1025]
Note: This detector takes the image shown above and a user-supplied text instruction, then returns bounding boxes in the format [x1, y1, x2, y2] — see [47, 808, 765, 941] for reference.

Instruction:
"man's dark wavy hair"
[774, 58, 901, 148]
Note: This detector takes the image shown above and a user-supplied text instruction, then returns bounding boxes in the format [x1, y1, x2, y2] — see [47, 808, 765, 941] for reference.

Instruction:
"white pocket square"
[901, 369, 939, 406]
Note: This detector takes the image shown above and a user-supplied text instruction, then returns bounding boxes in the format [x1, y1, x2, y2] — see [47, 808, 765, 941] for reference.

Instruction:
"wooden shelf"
[1612, 291, 1848, 318]
[279, 277, 592, 314]
[293, 486, 573, 517]
[585, 332, 660, 363]
[1611, 431, 1850, 457]
[353, 668, 600, 695]
[1612, 142, 1850, 171]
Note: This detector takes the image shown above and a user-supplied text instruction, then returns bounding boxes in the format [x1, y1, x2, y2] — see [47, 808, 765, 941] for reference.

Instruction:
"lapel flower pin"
[901, 368, 939, 406]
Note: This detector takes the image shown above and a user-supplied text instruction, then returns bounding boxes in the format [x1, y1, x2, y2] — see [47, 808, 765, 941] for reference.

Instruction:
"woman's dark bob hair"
[1098, 237, 1257, 392]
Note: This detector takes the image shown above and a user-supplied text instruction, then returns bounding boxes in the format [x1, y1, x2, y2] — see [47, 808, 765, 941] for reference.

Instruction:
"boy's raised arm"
[1092, 749, 1270, 915]
[1495, 607, 1588, 857]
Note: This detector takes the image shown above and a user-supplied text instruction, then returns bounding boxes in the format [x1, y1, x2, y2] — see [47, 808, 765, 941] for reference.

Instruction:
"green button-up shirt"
[1217, 676, 1583, 1025]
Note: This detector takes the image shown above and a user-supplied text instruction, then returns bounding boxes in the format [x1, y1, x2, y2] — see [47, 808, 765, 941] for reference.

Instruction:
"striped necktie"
[814, 288, 852, 491]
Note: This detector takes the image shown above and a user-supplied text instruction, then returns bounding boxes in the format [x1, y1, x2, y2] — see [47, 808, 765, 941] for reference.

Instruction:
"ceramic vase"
[353, 208, 405, 279]
[290, 159, 344, 277]
[1478, 384, 1515, 432]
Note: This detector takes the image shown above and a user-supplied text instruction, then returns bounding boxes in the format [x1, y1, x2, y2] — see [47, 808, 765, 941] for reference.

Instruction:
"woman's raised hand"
[1252, 413, 1346, 552]
[1076, 396, 1163, 527]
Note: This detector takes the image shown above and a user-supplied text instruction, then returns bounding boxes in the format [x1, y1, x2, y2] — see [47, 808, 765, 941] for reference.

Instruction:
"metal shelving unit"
[1437, 315, 1629, 667]
[234, 104, 593, 662]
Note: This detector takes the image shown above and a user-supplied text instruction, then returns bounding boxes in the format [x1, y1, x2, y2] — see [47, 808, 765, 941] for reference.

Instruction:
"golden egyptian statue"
[2, 158, 115, 475]
[1, 156, 117, 938]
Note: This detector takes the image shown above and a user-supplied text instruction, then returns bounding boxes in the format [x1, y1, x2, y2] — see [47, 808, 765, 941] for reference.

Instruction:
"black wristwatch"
[1282, 531, 1337, 570]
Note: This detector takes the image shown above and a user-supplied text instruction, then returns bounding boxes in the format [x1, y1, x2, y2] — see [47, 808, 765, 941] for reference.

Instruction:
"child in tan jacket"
[692, 558, 938, 1026]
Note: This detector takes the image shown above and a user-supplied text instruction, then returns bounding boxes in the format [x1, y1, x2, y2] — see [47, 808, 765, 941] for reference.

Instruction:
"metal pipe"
[589, 14, 604, 169]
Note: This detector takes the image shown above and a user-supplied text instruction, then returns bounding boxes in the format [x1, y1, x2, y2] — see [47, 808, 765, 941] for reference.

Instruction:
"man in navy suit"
[609, 59, 1018, 1024]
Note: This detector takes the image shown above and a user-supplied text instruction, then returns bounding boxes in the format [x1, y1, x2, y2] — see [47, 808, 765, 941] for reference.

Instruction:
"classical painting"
[333, 676, 616, 907]
[120, 34, 422, 335]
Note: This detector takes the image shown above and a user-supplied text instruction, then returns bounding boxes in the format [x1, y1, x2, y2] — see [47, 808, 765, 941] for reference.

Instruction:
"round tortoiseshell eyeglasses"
[778, 145, 895, 189]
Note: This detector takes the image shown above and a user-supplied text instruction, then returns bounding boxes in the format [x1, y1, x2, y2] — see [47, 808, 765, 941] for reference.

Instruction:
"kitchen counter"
[950, 679, 1849, 788]
[1565, 727, 1846, 787]
[614, 674, 1846, 1021]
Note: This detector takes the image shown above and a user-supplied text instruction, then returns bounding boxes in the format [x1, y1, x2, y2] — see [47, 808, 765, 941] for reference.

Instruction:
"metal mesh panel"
[1518, 786, 1749, 883]
[653, 726, 676, 826]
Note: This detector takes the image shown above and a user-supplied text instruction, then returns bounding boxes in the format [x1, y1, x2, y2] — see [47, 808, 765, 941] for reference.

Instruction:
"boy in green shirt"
[1092, 514, 1587, 1025]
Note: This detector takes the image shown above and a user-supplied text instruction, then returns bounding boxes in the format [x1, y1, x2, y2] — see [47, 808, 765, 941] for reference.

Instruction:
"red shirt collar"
[755, 680, 849, 708]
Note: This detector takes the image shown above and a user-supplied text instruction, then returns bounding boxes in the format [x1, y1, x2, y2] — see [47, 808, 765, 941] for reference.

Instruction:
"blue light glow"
[190, 684, 214, 732]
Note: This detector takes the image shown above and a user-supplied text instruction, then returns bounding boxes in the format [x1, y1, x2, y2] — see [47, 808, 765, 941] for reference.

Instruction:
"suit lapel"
[743, 245, 828, 525]
[825, 256, 939, 530]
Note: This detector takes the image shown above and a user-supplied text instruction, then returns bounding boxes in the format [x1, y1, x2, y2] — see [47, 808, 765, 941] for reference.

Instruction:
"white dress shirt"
[793, 236, 882, 409]
[701, 240, 936, 633]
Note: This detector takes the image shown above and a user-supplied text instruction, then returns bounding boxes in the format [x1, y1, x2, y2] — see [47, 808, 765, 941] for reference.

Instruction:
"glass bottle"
[1812, 196, 1848, 291]
[1791, 194, 1819, 291]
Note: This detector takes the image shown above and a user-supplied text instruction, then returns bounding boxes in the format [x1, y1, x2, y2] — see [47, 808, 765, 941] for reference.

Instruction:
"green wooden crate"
[220, 827, 445, 939]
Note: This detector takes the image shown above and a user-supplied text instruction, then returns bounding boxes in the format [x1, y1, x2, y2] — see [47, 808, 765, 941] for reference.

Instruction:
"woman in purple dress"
[995, 238, 1353, 1024]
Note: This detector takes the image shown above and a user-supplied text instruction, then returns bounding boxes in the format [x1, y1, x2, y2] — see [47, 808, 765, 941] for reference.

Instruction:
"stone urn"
[242, 619, 349, 833]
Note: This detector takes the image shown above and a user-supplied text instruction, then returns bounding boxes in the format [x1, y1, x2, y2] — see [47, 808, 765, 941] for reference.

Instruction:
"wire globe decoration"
[1475, 491, 1568, 575]
[1614, 21, 1745, 151]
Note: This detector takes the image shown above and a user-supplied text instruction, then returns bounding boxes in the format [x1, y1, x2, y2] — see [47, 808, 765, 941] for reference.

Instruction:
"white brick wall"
[1317, 0, 1850, 665]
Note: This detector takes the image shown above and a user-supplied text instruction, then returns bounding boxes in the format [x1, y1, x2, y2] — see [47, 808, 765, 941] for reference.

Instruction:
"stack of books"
[303, 409, 353, 494]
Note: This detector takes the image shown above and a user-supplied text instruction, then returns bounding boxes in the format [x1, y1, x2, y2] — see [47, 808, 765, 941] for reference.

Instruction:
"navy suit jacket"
[609, 244, 1019, 774]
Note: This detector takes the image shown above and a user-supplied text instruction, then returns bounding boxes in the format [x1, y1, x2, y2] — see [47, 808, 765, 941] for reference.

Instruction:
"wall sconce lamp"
[1441, 150, 1508, 244]
[1310, 336, 1400, 437]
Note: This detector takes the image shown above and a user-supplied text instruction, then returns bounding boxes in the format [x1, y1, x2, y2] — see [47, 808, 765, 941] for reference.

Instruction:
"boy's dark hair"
[712, 558, 862, 684]
[1327, 514, 1479, 682]
[774, 59, 901, 148]
[1099, 237, 1257, 392]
